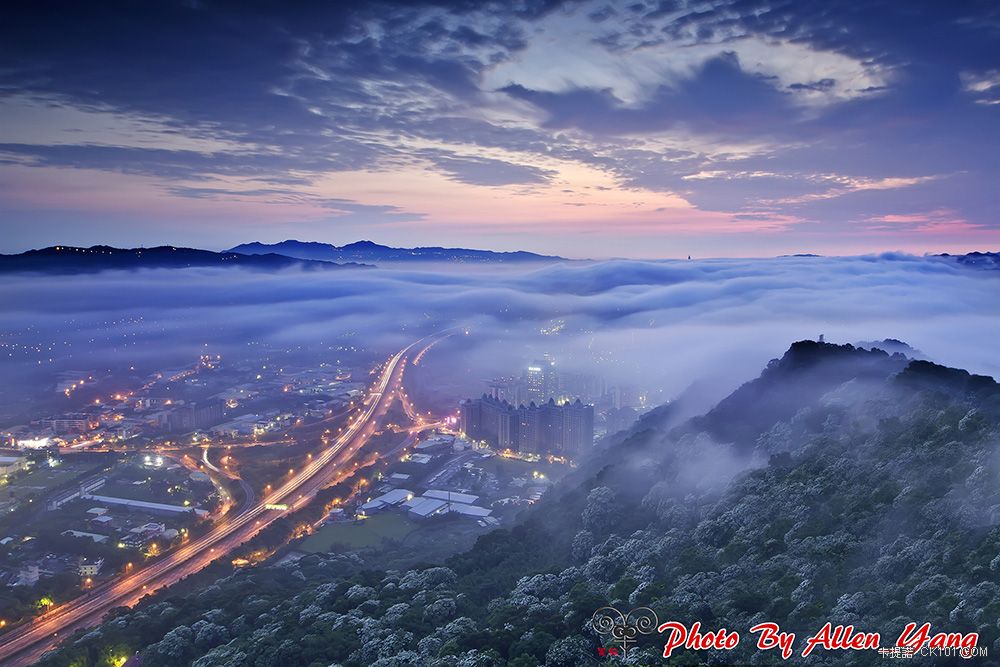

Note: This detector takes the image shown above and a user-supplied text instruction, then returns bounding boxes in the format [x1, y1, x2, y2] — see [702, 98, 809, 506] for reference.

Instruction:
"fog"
[1, 254, 998, 422]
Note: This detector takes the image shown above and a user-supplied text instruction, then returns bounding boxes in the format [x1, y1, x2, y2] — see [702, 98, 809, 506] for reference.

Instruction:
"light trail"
[201, 445, 220, 473]
[0, 332, 449, 666]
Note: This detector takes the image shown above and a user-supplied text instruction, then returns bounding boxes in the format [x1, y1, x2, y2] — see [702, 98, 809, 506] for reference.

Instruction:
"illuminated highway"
[0, 335, 437, 666]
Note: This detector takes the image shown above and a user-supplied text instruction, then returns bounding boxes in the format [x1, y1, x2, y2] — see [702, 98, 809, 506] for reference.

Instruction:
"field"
[300, 512, 417, 552]
[1, 463, 89, 501]
[477, 454, 569, 484]
[99, 480, 180, 503]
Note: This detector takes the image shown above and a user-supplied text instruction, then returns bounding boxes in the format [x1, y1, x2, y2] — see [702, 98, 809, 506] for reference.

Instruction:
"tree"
[581, 487, 618, 534]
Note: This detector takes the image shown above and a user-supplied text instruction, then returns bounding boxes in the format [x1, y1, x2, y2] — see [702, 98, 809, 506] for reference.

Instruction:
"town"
[0, 336, 651, 642]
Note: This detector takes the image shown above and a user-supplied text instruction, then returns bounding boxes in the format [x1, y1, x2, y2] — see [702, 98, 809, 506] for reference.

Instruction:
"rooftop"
[424, 489, 479, 505]
[402, 497, 448, 517]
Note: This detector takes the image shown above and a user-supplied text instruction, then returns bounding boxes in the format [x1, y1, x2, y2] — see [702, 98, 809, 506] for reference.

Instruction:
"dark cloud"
[165, 186, 423, 224]
[0, 1, 526, 188]
[787, 78, 836, 92]
[657, 0, 1000, 71]
[588, 5, 618, 22]
[0, 143, 325, 181]
[1, 0, 999, 249]
[503, 53, 796, 135]
[424, 154, 556, 186]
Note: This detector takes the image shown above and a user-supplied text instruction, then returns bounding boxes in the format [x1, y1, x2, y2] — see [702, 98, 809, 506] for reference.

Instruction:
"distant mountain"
[854, 337, 922, 357]
[0, 245, 369, 274]
[936, 250, 1000, 270]
[227, 239, 564, 263]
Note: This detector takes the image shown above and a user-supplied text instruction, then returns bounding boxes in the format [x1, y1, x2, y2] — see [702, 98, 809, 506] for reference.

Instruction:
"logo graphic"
[591, 606, 659, 657]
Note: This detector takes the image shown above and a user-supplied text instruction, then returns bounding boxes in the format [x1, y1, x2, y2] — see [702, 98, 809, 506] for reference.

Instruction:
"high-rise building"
[525, 361, 547, 403]
[460, 395, 516, 449]
[487, 376, 527, 407]
[523, 356, 559, 403]
[606, 384, 642, 410]
[460, 394, 594, 456]
[543, 399, 564, 451]
[459, 396, 481, 438]
[515, 401, 541, 452]
[167, 400, 224, 432]
[557, 371, 604, 403]
[493, 360, 609, 406]
[562, 399, 595, 454]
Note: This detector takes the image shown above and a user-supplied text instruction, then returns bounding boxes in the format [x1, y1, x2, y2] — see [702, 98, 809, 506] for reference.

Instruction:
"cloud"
[2, 254, 999, 418]
[486, 3, 890, 109]
[500, 53, 802, 135]
[422, 153, 556, 186]
[0, 142, 309, 181]
[164, 187, 423, 225]
[961, 70, 1000, 93]
[864, 209, 982, 234]
[681, 170, 782, 181]
[1, 0, 999, 253]
[761, 175, 941, 206]
[960, 70, 1000, 105]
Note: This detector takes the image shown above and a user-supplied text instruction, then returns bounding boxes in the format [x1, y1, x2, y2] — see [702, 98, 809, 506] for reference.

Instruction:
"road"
[0, 337, 430, 666]
[199, 446, 255, 516]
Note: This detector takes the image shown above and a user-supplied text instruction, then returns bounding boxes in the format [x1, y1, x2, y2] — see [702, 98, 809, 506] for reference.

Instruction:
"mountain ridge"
[935, 250, 1000, 270]
[0, 245, 370, 274]
[227, 239, 565, 263]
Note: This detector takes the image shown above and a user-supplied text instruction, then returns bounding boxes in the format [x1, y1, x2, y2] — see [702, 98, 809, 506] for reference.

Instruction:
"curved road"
[0, 337, 429, 666]
[201, 445, 255, 516]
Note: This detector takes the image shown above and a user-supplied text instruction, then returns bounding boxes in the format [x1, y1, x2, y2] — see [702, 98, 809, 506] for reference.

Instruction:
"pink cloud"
[864, 209, 982, 234]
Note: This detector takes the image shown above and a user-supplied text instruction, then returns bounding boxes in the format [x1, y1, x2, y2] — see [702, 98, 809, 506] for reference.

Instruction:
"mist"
[1, 253, 998, 425]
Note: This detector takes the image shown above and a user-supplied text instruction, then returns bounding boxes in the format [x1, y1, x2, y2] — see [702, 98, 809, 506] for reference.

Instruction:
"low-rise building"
[0, 456, 28, 476]
[446, 503, 492, 517]
[63, 530, 109, 544]
[402, 496, 449, 519]
[78, 557, 104, 577]
[128, 522, 166, 538]
[83, 494, 208, 516]
[360, 488, 414, 512]
[424, 489, 479, 504]
[44, 413, 96, 434]
[415, 435, 454, 451]
[401, 492, 493, 520]
[14, 564, 39, 586]
[46, 476, 107, 510]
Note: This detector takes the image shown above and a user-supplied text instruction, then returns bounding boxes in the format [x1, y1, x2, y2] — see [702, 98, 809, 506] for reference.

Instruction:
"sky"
[1, 0, 999, 258]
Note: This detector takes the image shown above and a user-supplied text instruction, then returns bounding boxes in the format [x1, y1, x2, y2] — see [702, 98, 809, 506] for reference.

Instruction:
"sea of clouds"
[1, 253, 997, 412]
